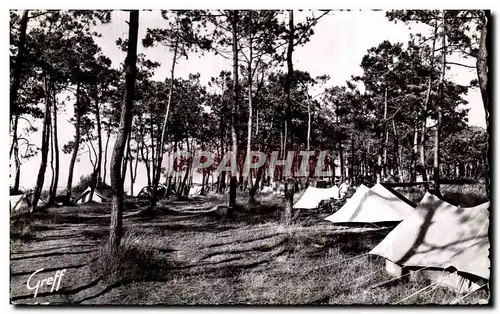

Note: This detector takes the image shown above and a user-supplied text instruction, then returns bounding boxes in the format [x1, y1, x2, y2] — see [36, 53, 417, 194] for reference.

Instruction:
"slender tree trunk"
[350, 135, 355, 180]
[103, 128, 111, 185]
[228, 11, 240, 212]
[122, 133, 131, 183]
[283, 9, 295, 225]
[95, 96, 103, 184]
[420, 22, 438, 184]
[48, 105, 55, 203]
[128, 142, 135, 196]
[10, 10, 29, 123]
[150, 35, 179, 210]
[246, 37, 254, 192]
[65, 81, 81, 200]
[14, 143, 21, 193]
[412, 123, 418, 182]
[109, 10, 139, 250]
[11, 113, 21, 193]
[31, 79, 51, 212]
[339, 142, 345, 182]
[383, 87, 388, 179]
[433, 12, 446, 193]
[50, 91, 60, 202]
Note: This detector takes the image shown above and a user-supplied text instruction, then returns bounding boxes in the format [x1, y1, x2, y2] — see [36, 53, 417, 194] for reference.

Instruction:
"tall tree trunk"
[10, 10, 29, 123]
[131, 140, 139, 196]
[48, 105, 55, 203]
[122, 133, 131, 184]
[103, 127, 111, 185]
[228, 11, 240, 212]
[350, 135, 355, 180]
[339, 143, 345, 182]
[109, 10, 139, 250]
[476, 10, 489, 188]
[13, 142, 21, 193]
[412, 123, 418, 182]
[95, 96, 103, 184]
[31, 79, 51, 212]
[65, 81, 81, 200]
[283, 9, 295, 225]
[420, 22, 438, 184]
[11, 113, 21, 193]
[476, 11, 489, 118]
[128, 141, 135, 196]
[383, 87, 388, 179]
[246, 37, 254, 192]
[50, 91, 60, 203]
[433, 11, 446, 193]
[150, 35, 179, 210]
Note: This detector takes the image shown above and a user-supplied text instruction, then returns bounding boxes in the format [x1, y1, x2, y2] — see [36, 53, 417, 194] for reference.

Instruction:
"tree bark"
[31, 79, 51, 212]
[49, 90, 60, 203]
[283, 9, 295, 225]
[102, 127, 111, 185]
[245, 37, 254, 192]
[228, 11, 240, 212]
[383, 87, 388, 179]
[10, 10, 29, 123]
[433, 11, 446, 193]
[65, 81, 81, 200]
[109, 10, 139, 250]
[420, 22, 438, 184]
[476, 11, 489, 118]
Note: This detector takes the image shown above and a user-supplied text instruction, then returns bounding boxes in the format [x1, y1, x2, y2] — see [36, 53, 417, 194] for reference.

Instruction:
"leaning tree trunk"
[65, 81, 82, 201]
[420, 22, 438, 185]
[228, 11, 240, 213]
[109, 10, 139, 250]
[433, 12, 446, 193]
[150, 35, 179, 211]
[10, 10, 28, 124]
[31, 80, 51, 212]
[49, 90, 60, 204]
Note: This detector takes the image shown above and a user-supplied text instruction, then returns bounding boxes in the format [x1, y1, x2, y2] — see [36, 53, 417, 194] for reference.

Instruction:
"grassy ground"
[10, 186, 489, 305]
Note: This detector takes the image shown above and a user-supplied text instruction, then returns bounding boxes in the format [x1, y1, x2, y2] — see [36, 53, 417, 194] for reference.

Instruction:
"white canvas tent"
[10, 193, 47, 211]
[10, 194, 30, 211]
[369, 192, 490, 293]
[324, 183, 415, 224]
[293, 186, 340, 209]
[75, 187, 109, 204]
[188, 185, 202, 196]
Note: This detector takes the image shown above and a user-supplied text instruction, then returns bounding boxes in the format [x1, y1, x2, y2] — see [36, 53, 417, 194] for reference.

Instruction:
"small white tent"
[75, 187, 109, 204]
[10, 193, 47, 211]
[188, 185, 202, 196]
[293, 185, 340, 209]
[324, 184, 415, 224]
[369, 192, 490, 293]
[10, 194, 30, 211]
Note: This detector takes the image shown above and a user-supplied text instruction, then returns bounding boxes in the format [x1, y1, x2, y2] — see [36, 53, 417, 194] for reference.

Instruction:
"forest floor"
[10, 184, 489, 305]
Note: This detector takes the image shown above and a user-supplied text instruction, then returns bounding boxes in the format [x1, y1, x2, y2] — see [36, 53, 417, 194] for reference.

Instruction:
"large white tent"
[369, 192, 490, 293]
[293, 186, 340, 209]
[324, 184, 415, 224]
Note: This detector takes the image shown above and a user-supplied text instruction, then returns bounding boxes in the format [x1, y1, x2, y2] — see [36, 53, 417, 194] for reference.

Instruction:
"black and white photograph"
[8, 7, 492, 306]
